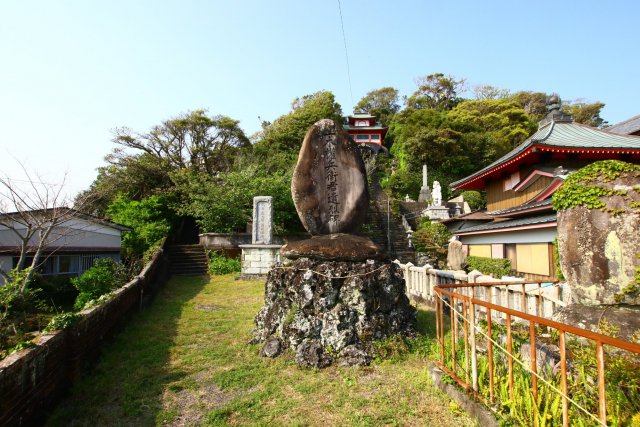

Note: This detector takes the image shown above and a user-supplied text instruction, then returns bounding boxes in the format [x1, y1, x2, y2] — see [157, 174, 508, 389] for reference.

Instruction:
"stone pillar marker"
[252, 196, 273, 245]
[418, 164, 431, 203]
[239, 196, 282, 276]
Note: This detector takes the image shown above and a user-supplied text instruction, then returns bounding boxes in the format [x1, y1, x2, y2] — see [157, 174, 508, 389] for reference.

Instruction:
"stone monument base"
[250, 258, 416, 368]
[423, 206, 450, 220]
[280, 233, 383, 261]
[239, 244, 282, 276]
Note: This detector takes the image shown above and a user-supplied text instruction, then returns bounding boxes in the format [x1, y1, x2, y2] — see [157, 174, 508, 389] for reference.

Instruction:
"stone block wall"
[0, 247, 170, 426]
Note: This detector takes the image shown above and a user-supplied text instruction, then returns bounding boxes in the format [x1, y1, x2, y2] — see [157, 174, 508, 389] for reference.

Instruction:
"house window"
[355, 120, 368, 127]
[468, 245, 492, 258]
[356, 134, 369, 141]
[58, 255, 79, 274]
[370, 134, 380, 141]
[515, 243, 550, 276]
[503, 171, 520, 191]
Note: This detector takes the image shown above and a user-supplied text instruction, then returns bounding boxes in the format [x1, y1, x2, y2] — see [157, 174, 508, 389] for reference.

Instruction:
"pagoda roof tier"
[349, 113, 377, 119]
[343, 124, 387, 131]
[451, 119, 640, 190]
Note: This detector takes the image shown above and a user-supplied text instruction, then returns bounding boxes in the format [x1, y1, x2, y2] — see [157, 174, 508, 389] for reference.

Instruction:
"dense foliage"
[106, 195, 174, 259]
[71, 259, 127, 310]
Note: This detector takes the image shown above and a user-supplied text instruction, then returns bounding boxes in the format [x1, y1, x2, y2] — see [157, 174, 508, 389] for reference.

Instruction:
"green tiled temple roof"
[452, 119, 640, 189]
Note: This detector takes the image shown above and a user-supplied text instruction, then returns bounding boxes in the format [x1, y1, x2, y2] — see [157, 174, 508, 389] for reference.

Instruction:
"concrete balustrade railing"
[393, 260, 571, 320]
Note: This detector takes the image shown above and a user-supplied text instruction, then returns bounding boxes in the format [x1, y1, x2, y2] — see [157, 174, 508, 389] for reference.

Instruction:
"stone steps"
[166, 244, 209, 276]
[363, 174, 416, 264]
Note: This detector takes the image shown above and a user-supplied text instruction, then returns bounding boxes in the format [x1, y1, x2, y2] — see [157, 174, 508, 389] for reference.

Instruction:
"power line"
[337, 0, 354, 110]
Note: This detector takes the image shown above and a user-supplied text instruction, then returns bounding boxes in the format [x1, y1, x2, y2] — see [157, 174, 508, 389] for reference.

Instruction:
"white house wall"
[459, 227, 557, 245]
[0, 217, 122, 251]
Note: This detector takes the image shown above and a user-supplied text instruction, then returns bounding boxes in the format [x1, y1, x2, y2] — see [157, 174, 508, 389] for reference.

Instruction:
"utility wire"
[337, 0, 354, 110]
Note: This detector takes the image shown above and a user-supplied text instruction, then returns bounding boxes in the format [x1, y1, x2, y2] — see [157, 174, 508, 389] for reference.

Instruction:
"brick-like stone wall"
[240, 245, 282, 275]
[0, 247, 170, 426]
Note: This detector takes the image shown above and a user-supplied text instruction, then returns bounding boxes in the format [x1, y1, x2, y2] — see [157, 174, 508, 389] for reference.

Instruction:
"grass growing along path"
[46, 274, 477, 426]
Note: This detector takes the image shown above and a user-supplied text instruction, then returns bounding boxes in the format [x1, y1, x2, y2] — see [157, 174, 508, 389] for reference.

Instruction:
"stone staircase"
[165, 244, 209, 276]
[364, 176, 416, 263]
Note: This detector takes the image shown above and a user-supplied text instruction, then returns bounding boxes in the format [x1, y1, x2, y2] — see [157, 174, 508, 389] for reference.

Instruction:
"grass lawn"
[46, 274, 477, 426]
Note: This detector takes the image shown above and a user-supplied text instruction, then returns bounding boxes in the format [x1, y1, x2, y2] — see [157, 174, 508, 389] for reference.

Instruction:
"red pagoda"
[343, 113, 388, 153]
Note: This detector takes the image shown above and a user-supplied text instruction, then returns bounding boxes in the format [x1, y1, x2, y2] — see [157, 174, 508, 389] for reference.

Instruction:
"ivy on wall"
[552, 160, 640, 213]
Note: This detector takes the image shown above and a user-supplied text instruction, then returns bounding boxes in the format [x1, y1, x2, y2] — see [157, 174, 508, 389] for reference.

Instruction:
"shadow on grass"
[45, 275, 210, 426]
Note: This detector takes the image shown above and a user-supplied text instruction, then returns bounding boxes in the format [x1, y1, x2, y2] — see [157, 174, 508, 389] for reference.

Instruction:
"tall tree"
[354, 87, 400, 126]
[258, 90, 343, 152]
[473, 85, 510, 100]
[404, 73, 466, 110]
[447, 98, 537, 150]
[112, 110, 250, 176]
[562, 100, 607, 128]
[509, 91, 549, 120]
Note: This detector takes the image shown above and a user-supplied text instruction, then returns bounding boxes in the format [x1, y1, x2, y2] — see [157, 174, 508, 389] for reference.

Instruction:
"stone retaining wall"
[0, 247, 170, 426]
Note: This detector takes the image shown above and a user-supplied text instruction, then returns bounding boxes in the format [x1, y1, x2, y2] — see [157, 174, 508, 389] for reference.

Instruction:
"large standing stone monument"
[251, 119, 416, 367]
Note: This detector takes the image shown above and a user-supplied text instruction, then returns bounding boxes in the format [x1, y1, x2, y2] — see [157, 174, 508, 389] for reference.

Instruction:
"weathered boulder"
[291, 119, 369, 235]
[447, 239, 466, 270]
[280, 233, 383, 261]
[250, 258, 416, 368]
[556, 161, 640, 305]
[553, 304, 640, 342]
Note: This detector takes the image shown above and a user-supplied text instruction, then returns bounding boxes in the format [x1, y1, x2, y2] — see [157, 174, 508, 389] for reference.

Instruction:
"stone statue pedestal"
[423, 205, 450, 220]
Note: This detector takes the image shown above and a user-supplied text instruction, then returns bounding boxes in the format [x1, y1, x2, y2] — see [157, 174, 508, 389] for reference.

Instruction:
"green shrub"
[43, 312, 80, 332]
[466, 256, 511, 278]
[413, 219, 451, 268]
[71, 259, 127, 310]
[460, 190, 485, 210]
[207, 251, 241, 275]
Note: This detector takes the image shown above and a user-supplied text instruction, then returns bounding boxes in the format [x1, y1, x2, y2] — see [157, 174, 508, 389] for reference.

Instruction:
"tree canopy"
[354, 87, 400, 127]
[258, 91, 343, 152]
[404, 73, 466, 110]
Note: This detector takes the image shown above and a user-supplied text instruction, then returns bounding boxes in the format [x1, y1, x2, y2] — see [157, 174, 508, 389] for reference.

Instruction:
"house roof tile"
[455, 214, 557, 234]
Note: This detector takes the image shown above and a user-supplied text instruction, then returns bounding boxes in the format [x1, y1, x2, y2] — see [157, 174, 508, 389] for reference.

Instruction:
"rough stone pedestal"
[250, 258, 416, 368]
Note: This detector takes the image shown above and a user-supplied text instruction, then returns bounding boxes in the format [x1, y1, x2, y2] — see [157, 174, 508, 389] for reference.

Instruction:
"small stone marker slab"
[291, 119, 369, 235]
[252, 196, 273, 245]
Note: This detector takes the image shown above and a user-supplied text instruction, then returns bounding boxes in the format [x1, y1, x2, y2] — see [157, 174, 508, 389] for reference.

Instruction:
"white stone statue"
[432, 181, 442, 206]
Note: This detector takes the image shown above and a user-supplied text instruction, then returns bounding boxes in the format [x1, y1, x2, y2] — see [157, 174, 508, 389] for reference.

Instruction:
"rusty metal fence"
[433, 280, 640, 427]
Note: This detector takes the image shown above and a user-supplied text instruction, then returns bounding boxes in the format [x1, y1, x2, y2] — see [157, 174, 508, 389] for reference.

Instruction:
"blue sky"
[1, 0, 639, 196]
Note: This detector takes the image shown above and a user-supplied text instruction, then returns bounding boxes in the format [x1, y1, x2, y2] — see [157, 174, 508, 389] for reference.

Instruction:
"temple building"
[449, 99, 640, 280]
[343, 113, 388, 153]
